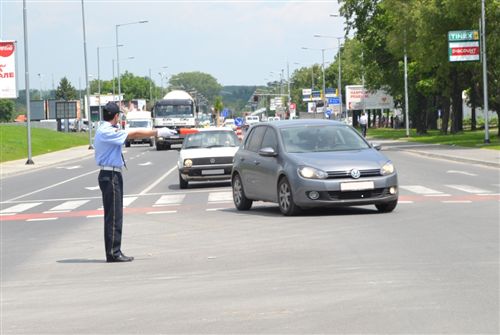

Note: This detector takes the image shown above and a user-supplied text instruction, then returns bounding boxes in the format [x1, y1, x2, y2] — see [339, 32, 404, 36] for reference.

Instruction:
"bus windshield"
[154, 104, 193, 118]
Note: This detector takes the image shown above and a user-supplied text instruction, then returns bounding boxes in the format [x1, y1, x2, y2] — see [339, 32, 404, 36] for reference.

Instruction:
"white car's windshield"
[183, 131, 239, 149]
[281, 125, 370, 153]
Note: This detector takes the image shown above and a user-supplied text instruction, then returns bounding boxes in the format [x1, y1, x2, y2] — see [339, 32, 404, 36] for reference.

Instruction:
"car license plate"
[340, 181, 374, 191]
[202, 169, 224, 175]
[169, 135, 179, 139]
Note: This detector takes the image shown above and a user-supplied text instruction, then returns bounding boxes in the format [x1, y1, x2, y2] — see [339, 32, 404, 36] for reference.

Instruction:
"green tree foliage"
[169, 72, 222, 105]
[55, 77, 77, 101]
[339, 0, 498, 136]
[0, 99, 15, 121]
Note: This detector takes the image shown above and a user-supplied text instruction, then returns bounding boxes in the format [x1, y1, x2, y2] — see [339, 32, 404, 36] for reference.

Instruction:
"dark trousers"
[360, 124, 367, 137]
[98, 170, 124, 258]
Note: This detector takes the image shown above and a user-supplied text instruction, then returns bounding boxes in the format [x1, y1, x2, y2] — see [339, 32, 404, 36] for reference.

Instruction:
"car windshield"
[280, 125, 370, 153]
[128, 120, 150, 128]
[182, 131, 239, 149]
[154, 104, 193, 118]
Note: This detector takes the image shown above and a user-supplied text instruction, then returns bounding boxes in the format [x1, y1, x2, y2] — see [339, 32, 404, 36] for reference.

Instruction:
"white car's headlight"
[184, 159, 193, 168]
[298, 166, 328, 179]
[380, 162, 395, 175]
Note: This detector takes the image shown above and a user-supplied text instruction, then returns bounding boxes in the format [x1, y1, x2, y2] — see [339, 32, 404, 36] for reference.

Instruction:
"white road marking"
[86, 214, 103, 218]
[446, 170, 477, 176]
[47, 200, 90, 212]
[442, 200, 472, 204]
[146, 210, 177, 215]
[139, 166, 177, 195]
[154, 194, 185, 206]
[27, 217, 58, 222]
[123, 197, 138, 207]
[0, 202, 43, 214]
[445, 185, 491, 194]
[7, 169, 99, 202]
[85, 186, 100, 191]
[138, 162, 152, 166]
[56, 165, 82, 170]
[208, 191, 233, 202]
[399, 185, 443, 195]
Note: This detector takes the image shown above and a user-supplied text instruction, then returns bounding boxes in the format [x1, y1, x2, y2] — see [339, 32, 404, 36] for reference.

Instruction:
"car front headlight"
[380, 161, 395, 175]
[298, 166, 328, 179]
[184, 159, 193, 168]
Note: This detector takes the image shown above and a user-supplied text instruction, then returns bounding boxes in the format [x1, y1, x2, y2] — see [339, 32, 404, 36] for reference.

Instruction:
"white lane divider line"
[442, 200, 472, 204]
[0, 202, 43, 214]
[123, 197, 138, 208]
[146, 210, 177, 215]
[27, 217, 58, 222]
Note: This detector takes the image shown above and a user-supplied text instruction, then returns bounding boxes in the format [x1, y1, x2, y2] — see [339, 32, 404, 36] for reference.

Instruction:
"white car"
[178, 128, 240, 189]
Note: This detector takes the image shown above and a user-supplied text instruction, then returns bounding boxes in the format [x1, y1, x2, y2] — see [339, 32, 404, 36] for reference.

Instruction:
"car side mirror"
[371, 143, 382, 151]
[259, 147, 278, 157]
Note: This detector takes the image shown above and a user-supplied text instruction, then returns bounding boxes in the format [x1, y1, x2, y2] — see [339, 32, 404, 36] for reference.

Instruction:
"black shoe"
[106, 253, 134, 263]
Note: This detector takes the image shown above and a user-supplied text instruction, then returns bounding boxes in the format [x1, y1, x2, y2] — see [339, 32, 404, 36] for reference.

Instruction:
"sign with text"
[448, 30, 480, 62]
[56, 101, 78, 119]
[0, 40, 17, 98]
[449, 41, 480, 62]
[346, 85, 394, 110]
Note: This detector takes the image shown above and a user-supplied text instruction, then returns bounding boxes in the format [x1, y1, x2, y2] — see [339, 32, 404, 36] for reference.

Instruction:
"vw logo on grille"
[210, 158, 216, 164]
[350, 169, 361, 179]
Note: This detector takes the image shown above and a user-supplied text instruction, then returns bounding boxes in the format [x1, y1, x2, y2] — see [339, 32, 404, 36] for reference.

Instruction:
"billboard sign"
[448, 30, 480, 62]
[346, 85, 394, 110]
[0, 40, 17, 99]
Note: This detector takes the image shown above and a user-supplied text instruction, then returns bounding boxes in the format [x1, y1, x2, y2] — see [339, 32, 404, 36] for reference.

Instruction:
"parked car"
[178, 128, 241, 189]
[231, 119, 398, 216]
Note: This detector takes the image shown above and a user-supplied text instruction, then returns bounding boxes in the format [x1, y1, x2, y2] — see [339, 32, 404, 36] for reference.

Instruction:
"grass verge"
[0, 124, 90, 163]
[367, 128, 500, 150]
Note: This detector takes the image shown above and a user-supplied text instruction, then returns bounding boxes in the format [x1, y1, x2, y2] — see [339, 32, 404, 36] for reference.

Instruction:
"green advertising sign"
[448, 30, 479, 42]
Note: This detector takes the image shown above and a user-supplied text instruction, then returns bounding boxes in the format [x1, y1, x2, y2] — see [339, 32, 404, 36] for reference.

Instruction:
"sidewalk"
[0, 141, 498, 179]
[0, 145, 95, 178]
[374, 139, 500, 168]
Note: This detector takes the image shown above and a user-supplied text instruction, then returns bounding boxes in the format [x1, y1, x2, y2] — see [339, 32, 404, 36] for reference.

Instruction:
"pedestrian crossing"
[1, 183, 499, 220]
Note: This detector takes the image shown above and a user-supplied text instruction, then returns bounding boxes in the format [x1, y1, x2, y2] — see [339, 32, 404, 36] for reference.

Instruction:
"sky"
[1, 0, 344, 91]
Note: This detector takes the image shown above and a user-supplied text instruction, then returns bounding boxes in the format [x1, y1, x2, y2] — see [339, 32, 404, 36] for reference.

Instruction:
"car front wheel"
[278, 177, 301, 216]
[232, 174, 252, 210]
[179, 172, 188, 189]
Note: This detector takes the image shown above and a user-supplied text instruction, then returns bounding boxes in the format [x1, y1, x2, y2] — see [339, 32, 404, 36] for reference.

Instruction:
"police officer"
[94, 102, 176, 262]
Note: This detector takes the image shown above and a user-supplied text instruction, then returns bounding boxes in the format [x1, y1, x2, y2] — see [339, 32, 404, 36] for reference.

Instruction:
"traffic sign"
[328, 97, 340, 105]
[235, 117, 243, 127]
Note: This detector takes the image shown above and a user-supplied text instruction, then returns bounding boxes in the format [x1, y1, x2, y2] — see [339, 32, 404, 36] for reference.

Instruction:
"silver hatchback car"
[231, 119, 398, 216]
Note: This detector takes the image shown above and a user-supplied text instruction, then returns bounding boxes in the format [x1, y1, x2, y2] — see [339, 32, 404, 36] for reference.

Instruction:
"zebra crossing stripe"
[208, 191, 233, 203]
[0, 202, 43, 214]
[445, 185, 491, 194]
[46, 200, 90, 212]
[399, 185, 443, 195]
[153, 194, 186, 207]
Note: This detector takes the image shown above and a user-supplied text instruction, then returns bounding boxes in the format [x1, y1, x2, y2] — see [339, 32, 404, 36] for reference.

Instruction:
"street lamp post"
[116, 20, 148, 110]
[81, 0, 93, 149]
[97, 44, 121, 121]
[112, 56, 134, 100]
[149, 66, 167, 104]
[37, 73, 43, 100]
[302, 47, 334, 110]
[314, 35, 344, 119]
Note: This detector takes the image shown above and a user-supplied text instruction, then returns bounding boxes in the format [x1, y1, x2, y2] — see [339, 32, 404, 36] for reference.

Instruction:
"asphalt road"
[1, 144, 499, 334]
